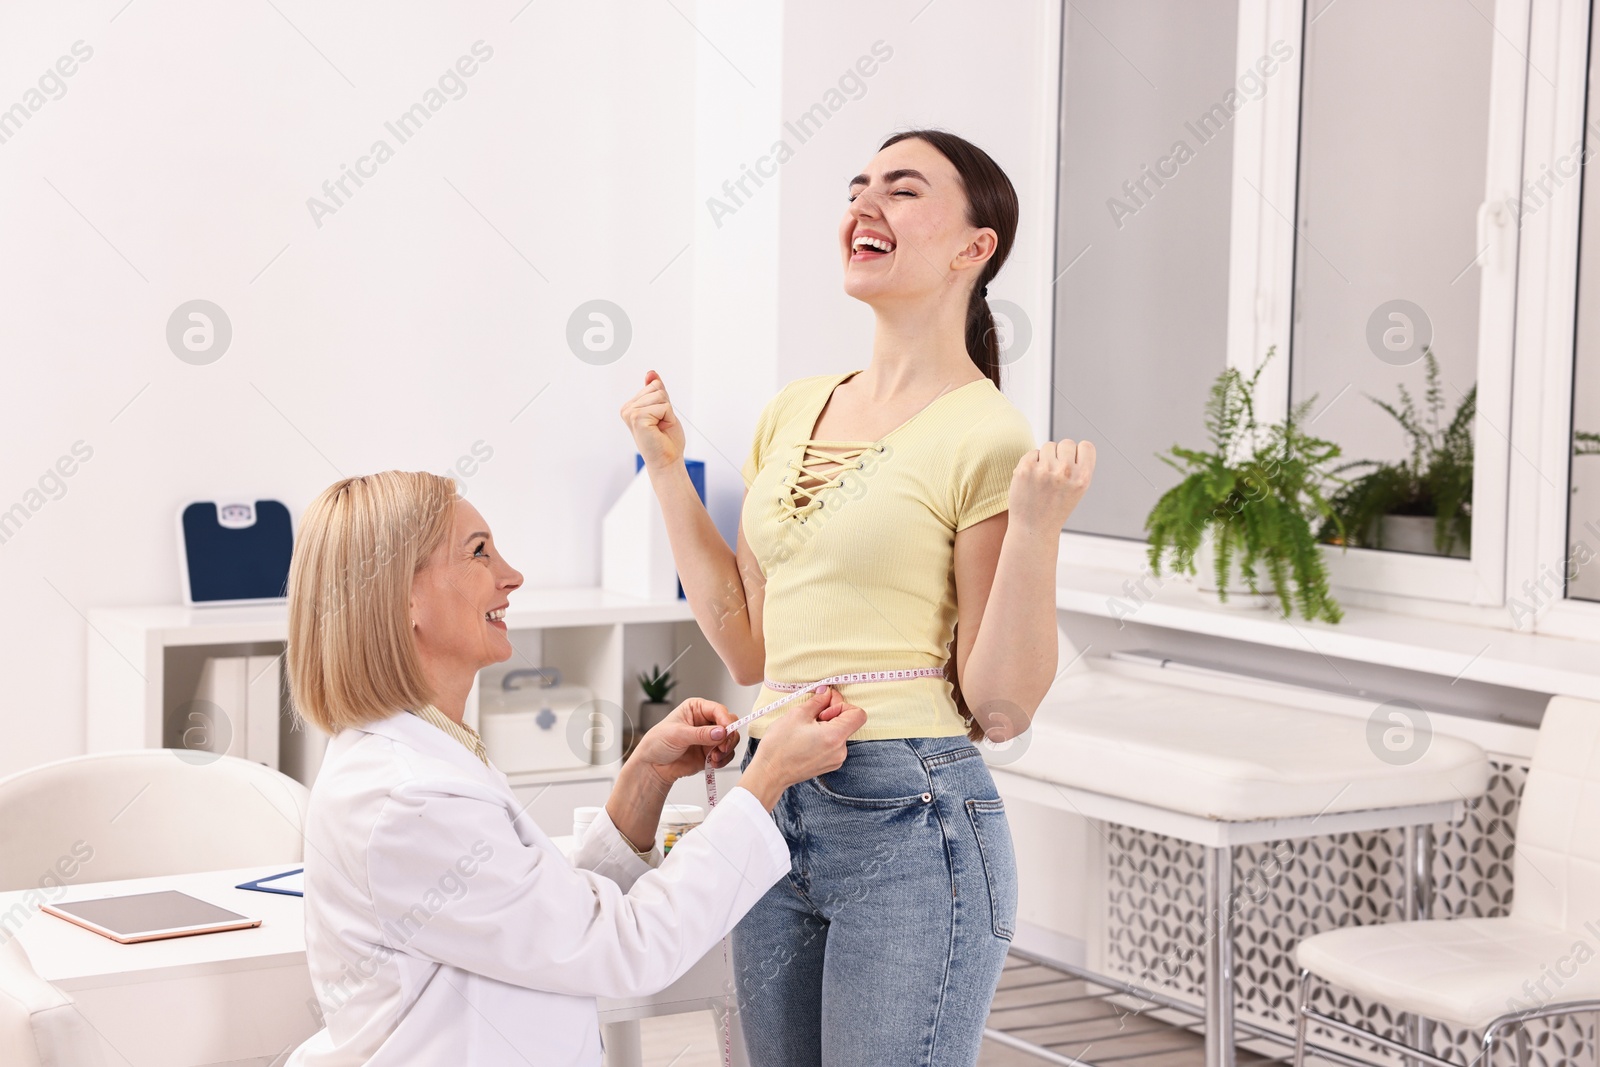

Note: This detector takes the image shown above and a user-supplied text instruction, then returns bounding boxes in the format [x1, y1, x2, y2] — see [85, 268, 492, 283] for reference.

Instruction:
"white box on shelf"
[190, 655, 248, 759]
[182, 653, 282, 767]
[479, 669, 596, 773]
[600, 470, 679, 600]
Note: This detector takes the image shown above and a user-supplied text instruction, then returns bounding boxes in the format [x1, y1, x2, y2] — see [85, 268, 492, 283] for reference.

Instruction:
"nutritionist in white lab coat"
[282, 470, 865, 1066]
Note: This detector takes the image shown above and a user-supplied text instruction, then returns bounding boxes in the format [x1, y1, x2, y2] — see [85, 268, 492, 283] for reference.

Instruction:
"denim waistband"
[745, 733, 977, 765]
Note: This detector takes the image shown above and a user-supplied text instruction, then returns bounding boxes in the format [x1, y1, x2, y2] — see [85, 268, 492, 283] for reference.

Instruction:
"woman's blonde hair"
[286, 471, 458, 734]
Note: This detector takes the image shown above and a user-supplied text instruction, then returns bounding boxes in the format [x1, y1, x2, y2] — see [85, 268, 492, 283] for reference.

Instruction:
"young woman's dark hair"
[880, 129, 1019, 388]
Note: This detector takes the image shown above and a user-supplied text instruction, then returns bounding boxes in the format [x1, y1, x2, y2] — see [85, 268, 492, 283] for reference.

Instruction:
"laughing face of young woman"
[838, 136, 995, 309]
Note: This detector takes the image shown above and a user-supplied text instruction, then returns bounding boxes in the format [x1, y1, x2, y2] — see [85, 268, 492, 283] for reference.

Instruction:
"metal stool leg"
[1481, 1023, 1501, 1067]
[1205, 845, 1237, 1067]
[1294, 968, 1314, 1067]
[1402, 825, 1437, 1067]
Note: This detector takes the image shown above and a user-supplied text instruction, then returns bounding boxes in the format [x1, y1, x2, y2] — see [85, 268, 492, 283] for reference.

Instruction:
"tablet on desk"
[41, 891, 261, 944]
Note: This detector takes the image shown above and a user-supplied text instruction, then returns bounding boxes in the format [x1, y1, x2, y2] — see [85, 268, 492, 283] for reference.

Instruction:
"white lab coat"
[284, 710, 789, 1066]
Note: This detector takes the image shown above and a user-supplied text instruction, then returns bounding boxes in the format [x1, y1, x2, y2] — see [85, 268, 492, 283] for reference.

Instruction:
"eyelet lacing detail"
[781, 441, 876, 524]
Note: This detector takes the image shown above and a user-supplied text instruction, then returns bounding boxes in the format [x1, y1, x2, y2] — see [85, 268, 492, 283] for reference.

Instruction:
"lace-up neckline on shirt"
[781, 441, 881, 524]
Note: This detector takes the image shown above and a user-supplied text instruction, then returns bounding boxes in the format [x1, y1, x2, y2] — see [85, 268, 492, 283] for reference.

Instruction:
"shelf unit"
[86, 589, 754, 835]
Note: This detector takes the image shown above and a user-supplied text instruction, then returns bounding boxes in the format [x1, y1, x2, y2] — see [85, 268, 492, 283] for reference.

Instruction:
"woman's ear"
[952, 229, 998, 274]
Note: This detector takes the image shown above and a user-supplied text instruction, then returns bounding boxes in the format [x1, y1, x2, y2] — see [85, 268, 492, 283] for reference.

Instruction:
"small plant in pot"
[636, 665, 677, 735]
[1145, 347, 1346, 623]
[1319, 349, 1474, 558]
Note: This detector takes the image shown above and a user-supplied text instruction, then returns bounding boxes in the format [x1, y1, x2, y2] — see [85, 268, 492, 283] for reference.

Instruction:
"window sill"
[1056, 563, 1600, 699]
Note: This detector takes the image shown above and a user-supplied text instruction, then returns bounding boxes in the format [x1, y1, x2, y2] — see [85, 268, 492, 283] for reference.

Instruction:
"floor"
[621, 953, 1289, 1067]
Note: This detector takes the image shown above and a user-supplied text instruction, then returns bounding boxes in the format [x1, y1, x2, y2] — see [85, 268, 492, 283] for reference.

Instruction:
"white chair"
[0, 750, 310, 891]
[0, 937, 105, 1067]
[1294, 695, 1600, 1067]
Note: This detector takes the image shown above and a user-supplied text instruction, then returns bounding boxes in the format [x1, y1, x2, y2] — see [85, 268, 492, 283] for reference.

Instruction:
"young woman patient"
[282, 470, 865, 1066]
[622, 130, 1096, 1065]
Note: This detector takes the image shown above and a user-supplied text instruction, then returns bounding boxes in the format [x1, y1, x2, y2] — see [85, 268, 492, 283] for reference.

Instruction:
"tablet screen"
[46, 891, 255, 940]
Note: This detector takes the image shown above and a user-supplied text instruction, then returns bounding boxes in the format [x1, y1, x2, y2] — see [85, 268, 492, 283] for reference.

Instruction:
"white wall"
[0, 0, 711, 775]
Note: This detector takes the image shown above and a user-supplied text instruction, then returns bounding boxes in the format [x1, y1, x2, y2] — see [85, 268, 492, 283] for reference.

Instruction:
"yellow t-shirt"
[739, 370, 1036, 741]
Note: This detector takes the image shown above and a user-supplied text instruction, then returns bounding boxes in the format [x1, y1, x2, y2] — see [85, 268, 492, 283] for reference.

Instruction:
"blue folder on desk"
[235, 869, 303, 897]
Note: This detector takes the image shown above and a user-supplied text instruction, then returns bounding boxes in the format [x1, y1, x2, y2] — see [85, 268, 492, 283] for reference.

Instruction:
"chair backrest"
[1512, 695, 1600, 930]
[0, 935, 106, 1067]
[0, 751, 310, 892]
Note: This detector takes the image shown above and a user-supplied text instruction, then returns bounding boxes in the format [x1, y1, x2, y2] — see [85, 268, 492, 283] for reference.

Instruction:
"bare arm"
[643, 463, 767, 685]
[621, 371, 767, 686]
[952, 439, 1097, 739]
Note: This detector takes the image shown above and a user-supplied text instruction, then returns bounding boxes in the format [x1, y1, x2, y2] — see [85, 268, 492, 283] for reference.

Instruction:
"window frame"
[1056, 0, 1542, 618]
[1510, 0, 1600, 640]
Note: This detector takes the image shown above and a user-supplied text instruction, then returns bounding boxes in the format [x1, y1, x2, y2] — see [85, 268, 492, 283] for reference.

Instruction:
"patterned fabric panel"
[1100, 761, 1597, 1067]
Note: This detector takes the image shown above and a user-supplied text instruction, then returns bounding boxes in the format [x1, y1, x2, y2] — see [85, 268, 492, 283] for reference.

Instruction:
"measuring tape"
[701, 666, 947, 1067]
[701, 667, 946, 806]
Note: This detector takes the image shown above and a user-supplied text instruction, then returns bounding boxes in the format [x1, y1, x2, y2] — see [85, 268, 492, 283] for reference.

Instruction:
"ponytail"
[965, 283, 1002, 388]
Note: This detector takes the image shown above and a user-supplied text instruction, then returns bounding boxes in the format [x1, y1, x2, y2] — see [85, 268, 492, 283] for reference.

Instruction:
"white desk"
[4, 864, 741, 1067]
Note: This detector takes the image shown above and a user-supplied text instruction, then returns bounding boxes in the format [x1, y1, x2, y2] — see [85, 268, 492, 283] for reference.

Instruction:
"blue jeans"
[731, 736, 1017, 1067]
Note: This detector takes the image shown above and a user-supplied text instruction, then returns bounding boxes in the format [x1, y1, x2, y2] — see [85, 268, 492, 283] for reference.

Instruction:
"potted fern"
[1145, 348, 1346, 623]
[636, 665, 677, 733]
[1319, 349, 1474, 558]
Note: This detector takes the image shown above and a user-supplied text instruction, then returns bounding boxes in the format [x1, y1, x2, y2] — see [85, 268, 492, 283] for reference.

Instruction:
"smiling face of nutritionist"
[409, 498, 524, 686]
[839, 135, 996, 308]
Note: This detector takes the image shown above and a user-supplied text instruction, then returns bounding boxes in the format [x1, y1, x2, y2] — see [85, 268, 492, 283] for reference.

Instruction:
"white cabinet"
[85, 589, 754, 836]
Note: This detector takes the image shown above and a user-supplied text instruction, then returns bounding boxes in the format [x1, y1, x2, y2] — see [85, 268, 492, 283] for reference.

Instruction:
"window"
[1053, 0, 1532, 610]
[1052, 0, 1239, 540]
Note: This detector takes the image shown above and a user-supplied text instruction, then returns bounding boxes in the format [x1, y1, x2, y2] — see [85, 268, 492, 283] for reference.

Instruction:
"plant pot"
[1379, 515, 1469, 558]
[1193, 554, 1277, 610]
[639, 701, 673, 732]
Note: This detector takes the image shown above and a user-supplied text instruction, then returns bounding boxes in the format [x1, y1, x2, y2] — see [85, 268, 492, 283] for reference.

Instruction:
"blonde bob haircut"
[287, 471, 458, 734]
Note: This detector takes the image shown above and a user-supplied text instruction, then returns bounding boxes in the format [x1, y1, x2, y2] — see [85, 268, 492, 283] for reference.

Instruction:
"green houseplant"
[636, 665, 677, 735]
[1145, 347, 1346, 624]
[1320, 349, 1474, 557]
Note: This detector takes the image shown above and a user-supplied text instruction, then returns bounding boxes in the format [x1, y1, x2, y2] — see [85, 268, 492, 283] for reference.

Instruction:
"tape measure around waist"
[704, 666, 947, 807]
[700, 665, 947, 1067]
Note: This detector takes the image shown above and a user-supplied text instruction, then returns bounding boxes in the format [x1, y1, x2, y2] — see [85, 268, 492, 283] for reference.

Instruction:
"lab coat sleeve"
[570, 808, 661, 892]
[364, 781, 790, 1000]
